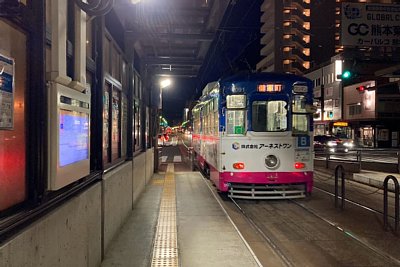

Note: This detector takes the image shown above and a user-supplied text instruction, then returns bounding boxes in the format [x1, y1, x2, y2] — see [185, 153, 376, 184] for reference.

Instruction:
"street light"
[159, 78, 172, 110]
[160, 78, 171, 89]
[154, 78, 172, 172]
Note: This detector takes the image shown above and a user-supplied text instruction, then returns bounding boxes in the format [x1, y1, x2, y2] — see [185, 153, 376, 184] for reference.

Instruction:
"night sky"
[162, 0, 263, 126]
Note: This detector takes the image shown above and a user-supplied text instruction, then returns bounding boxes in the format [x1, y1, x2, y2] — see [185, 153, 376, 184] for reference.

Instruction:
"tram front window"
[252, 100, 287, 132]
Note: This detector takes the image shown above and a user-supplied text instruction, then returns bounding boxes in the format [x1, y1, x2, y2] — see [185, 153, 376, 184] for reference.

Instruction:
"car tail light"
[294, 162, 305, 169]
[233, 162, 245, 169]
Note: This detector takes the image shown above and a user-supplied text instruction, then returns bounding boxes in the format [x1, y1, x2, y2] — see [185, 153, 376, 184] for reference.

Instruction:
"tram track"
[229, 194, 400, 266]
[229, 196, 295, 267]
[290, 197, 400, 266]
[195, 160, 400, 266]
[313, 169, 396, 220]
[223, 178, 400, 267]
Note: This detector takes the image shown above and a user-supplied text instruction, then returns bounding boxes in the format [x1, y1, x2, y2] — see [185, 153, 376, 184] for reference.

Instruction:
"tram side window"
[252, 101, 287, 132]
[192, 109, 200, 134]
[226, 110, 245, 135]
[292, 95, 309, 135]
[292, 115, 308, 134]
[292, 95, 306, 113]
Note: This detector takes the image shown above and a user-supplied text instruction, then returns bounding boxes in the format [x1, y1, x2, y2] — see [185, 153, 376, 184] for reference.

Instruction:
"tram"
[191, 72, 314, 199]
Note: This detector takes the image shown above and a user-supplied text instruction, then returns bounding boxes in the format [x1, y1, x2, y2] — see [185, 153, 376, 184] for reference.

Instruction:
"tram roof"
[219, 72, 312, 86]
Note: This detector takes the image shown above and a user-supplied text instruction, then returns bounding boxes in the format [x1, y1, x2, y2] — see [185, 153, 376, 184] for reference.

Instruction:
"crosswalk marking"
[159, 155, 182, 163]
[160, 156, 168, 163]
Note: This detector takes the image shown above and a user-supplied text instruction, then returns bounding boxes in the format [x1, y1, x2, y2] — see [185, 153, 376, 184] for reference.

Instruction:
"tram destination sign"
[341, 3, 400, 47]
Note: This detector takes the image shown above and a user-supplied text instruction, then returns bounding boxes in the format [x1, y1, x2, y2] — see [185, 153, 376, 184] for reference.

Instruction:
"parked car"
[313, 135, 355, 154]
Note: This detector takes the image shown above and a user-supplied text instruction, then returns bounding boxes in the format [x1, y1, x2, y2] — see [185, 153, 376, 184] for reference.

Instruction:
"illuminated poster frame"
[48, 82, 90, 190]
[0, 54, 15, 129]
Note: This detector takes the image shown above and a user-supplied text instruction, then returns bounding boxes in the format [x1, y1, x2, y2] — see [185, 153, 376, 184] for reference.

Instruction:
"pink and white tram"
[191, 72, 314, 199]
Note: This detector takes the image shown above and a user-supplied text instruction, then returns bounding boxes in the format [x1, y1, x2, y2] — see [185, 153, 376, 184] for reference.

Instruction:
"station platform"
[101, 164, 261, 267]
[353, 171, 400, 191]
[315, 166, 400, 191]
[100, 161, 400, 267]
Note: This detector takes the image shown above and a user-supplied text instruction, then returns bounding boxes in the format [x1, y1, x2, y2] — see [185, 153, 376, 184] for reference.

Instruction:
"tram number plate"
[295, 149, 310, 161]
[297, 136, 310, 147]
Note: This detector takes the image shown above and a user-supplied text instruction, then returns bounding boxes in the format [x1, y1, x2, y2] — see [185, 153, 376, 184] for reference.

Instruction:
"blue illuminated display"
[59, 110, 89, 167]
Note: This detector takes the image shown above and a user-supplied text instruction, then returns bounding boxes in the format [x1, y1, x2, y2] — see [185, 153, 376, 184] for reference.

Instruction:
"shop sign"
[333, 121, 348, 127]
[341, 3, 400, 47]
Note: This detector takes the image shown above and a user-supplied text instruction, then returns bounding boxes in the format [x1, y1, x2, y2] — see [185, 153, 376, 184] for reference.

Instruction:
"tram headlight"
[265, 155, 279, 169]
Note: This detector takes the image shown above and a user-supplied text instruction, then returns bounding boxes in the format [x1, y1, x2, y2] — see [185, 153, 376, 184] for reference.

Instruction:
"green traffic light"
[342, 70, 351, 79]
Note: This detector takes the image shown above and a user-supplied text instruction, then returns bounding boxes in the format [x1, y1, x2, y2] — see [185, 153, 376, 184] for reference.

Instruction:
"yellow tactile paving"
[151, 164, 179, 267]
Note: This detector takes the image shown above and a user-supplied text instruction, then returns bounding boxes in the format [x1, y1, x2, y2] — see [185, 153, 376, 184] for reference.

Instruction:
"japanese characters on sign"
[232, 142, 292, 150]
[341, 3, 400, 47]
[0, 54, 14, 129]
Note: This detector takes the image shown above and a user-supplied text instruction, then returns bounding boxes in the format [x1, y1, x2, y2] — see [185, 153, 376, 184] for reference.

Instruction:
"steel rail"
[229, 196, 295, 267]
[291, 198, 400, 266]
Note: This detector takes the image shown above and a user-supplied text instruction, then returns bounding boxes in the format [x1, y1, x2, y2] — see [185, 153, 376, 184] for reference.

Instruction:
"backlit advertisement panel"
[341, 3, 400, 47]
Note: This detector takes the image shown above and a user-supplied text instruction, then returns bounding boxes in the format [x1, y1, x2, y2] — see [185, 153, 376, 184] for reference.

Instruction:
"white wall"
[0, 185, 102, 267]
[0, 152, 154, 267]
[103, 162, 134, 253]
[133, 152, 147, 205]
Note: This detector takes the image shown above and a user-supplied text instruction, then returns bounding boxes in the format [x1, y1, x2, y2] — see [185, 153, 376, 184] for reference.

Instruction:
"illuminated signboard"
[257, 84, 282, 93]
[333, 121, 348, 127]
[341, 3, 400, 47]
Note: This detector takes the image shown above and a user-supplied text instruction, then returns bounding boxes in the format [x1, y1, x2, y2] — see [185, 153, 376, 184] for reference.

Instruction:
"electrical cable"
[74, 0, 114, 17]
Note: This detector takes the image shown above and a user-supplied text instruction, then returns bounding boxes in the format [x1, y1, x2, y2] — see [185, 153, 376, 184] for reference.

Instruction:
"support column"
[70, 6, 87, 92]
[47, 0, 72, 85]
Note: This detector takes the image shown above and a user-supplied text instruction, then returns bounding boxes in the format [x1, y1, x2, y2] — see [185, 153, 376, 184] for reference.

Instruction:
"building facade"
[0, 1, 155, 265]
[257, 0, 400, 76]
[256, 0, 311, 75]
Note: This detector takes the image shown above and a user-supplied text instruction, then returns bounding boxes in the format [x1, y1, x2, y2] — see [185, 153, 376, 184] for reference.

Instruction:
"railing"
[383, 175, 399, 232]
[334, 165, 345, 210]
[316, 148, 400, 173]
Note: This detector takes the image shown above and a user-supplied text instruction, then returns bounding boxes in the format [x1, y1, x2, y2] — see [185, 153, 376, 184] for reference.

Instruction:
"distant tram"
[191, 72, 314, 199]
